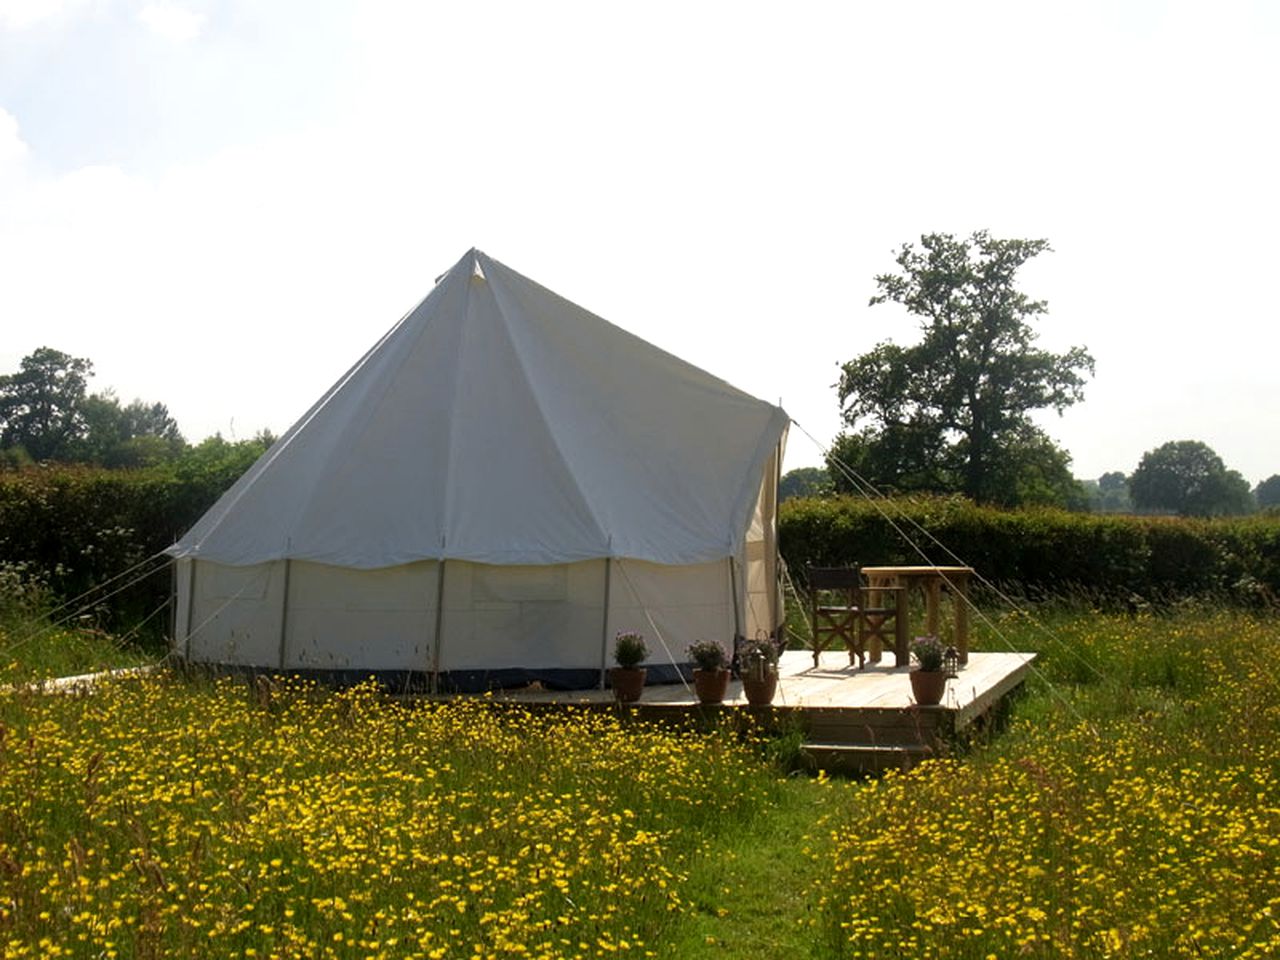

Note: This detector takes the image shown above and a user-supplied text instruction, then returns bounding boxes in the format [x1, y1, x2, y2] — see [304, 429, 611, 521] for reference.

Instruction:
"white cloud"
[0, 0, 78, 30]
[137, 1, 203, 42]
[0, 107, 28, 174]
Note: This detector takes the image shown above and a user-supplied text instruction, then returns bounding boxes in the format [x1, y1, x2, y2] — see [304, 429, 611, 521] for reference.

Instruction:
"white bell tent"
[168, 249, 789, 690]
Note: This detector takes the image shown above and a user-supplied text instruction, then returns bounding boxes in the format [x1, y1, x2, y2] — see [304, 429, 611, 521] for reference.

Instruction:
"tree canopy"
[0, 347, 94, 461]
[779, 466, 832, 502]
[834, 231, 1093, 506]
[0, 347, 185, 467]
[1129, 440, 1255, 516]
[1084, 471, 1134, 513]
[1257, 475, 1280, 510]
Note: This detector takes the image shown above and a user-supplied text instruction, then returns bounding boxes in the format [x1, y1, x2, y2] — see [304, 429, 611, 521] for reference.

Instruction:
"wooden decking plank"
[484, 650, 1032, 714]
[952, 654, 1036, 731]
[464, 649, 1034, 772]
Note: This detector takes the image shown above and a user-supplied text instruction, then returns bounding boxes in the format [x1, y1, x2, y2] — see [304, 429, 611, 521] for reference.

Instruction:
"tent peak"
[434, 248, 488, 285]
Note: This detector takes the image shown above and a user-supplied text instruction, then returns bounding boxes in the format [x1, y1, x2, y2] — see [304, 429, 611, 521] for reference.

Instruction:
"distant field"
[0, 606, 1277, 958]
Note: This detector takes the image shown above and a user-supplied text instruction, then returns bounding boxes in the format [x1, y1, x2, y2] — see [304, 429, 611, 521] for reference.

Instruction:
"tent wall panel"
[173, 557, 194, 654]
[283, 560, 436, 671]
[607, 559, 735, 660]
[186, 560, 284, 666]
[744, 540, 769, 638]
[743, 440, 783, 640]
[438, 560, 606, 671]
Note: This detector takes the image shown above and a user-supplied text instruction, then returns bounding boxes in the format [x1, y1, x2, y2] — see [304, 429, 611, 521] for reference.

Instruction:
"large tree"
[0, 347, 94, 461]
[1257, 475, 1280, 510]
[1095, 470, 1133, 513]
[74, 391, 185, 467]
[1129, 440, 1255, 516]
[836, 231, 1094, 505]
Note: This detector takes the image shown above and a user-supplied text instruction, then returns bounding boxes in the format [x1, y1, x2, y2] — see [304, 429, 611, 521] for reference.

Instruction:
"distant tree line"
[0, 346, 277, 473]
[1096, 441, 1267, 517]
[787, 440, 1275, 518]
[0, 347, 186, 468]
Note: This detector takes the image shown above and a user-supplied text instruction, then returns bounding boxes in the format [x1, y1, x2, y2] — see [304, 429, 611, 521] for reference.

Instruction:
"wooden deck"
[482, 649, 1037, 775]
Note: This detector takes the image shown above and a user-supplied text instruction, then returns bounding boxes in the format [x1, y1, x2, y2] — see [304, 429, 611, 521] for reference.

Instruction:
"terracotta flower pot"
[692, 668, 730, 704]
[742, 671, 778, 706]
[909, 669, 947, 706]
[610, 666, 646, 703]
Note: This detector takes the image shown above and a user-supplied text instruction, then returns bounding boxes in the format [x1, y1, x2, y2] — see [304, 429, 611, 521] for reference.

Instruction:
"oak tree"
[836, 231, 1093, 505]
[1130, 440, 1255, 516]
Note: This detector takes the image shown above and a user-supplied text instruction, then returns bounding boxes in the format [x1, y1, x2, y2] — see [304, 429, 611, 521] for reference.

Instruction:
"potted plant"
[687, 640, 730, 704]
[611, 631, 648, 703]
[738, 636, 779, 706]
[909, 635, 947, 706]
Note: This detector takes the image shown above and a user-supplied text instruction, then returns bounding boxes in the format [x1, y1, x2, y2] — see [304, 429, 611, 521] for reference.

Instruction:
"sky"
[1, 0, 1277, 484]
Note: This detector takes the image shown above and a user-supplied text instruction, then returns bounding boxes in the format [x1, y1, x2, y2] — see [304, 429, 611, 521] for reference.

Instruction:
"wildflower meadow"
[816, 609, 1280, 958]
[1, 606, 1278, 958]
[0, 678, 777, 959]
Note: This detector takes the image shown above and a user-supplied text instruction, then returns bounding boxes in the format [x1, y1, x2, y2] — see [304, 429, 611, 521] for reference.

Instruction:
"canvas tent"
[168, 249, 789, 690]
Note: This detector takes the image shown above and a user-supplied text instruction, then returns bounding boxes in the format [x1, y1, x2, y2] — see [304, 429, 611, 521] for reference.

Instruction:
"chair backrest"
[807, 566, 862, 617]
[807, 566, 862, 591]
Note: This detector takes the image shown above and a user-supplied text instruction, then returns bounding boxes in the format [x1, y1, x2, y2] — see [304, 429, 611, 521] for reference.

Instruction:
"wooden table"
[862, 566, 974, 664]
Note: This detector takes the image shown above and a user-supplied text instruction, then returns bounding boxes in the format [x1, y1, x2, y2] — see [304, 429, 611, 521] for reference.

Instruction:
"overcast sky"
[1, 0, 1276, 483]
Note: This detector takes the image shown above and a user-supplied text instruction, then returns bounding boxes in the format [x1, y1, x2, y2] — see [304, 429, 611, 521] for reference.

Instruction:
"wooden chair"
[807, 566, 907, 668]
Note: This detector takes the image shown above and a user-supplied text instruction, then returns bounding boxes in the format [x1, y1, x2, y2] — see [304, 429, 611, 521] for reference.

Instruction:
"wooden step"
[801, 741, 940, 775]
[801, 704, 952, 746]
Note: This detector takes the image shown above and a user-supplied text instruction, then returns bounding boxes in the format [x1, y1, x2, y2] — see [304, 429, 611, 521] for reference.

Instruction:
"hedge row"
[780, 496, 1280, 605]
[0, 465, 242, 633]
[4, 472, 1279, 637]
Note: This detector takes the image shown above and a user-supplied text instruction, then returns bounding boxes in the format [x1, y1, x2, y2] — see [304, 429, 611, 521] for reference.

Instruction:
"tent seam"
[477, 251, 613, 555]
[437, 251, 481, 559]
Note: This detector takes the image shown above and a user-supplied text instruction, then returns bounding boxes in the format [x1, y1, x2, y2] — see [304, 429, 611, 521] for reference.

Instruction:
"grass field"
[0, 565, 157, 688]
[1, 601, 1277, 958]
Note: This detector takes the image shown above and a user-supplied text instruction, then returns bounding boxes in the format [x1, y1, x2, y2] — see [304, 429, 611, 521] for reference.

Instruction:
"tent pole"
[598, 557, 613, 690]
[183, 560, 196, 660]
[168, 559, 177, 649]
[729, 556, 742, 640]
[430, 560, 447, 695]
[277, 559, 292, 671]
[772, 439, 783, 633]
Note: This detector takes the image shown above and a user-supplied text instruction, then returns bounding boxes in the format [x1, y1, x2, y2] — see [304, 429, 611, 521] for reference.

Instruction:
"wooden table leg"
[955, 575, 970, 664]
[925, 578, 941, 637]
[894, 587, 909, 666]
[867, 576, 890, 664]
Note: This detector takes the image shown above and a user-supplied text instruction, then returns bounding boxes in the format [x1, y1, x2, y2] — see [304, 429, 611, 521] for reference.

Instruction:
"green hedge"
[0, 465, 240, 635]
[4, 473, 1278, 639]
[780, 495, 1280, 605]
